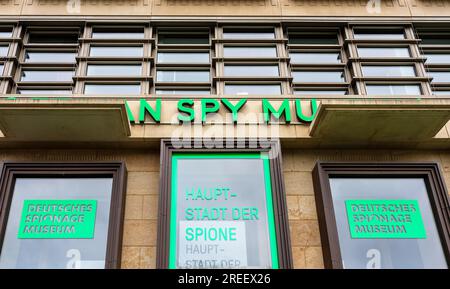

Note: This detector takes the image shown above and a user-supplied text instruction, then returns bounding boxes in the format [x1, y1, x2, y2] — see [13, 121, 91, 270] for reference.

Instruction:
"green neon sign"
[345, 199, 426, 239]
[18, 199, 97, 239]
[169, 153, 279, 269]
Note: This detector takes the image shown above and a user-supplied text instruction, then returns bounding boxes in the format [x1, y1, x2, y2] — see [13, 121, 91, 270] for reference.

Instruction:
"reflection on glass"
[429, 71, 450, 83]
[224, 47, 277, 58]
[84, 84, 140, 94]
[156, 70, 210, 82]
[0, 178, 113, 269]
[294, 90, 347, 95]
[89, 46, 143, 57]
[17, 89, 72, 95]
[362, 65, 416, 77]
[225, 84, 281, 95]
[366, 84, 421, 95]
[0, 45, 8, 57]
[433, 91, 450, 96]
[0, 31, 12, 38]
[425, 53, 450, 64]
[157, 52, 209, 63]
[289, 34, 338, 45]
[25, 52, 76, 63]
[358, 47, 410, 58]
[87, 65, 141, 76]
[353, 30, 405, 40]
[329, 177, 448, 269]
[224, 65, 279, 77]
[28, 33, 78, 44]
[20, 70, 73, 82]
[293, 71, 345, 83]
[290, 52, 340, 64]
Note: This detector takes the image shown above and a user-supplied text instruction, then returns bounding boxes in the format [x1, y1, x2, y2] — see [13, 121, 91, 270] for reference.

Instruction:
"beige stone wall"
[0, 147, 450, 268]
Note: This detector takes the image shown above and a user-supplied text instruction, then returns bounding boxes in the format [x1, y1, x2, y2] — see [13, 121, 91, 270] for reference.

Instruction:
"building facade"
[0, 0, 450, 269]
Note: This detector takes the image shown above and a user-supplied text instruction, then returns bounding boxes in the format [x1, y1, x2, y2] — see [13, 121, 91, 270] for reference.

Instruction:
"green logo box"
[18, 199, 97, 239]
[345, 199, 426, 239]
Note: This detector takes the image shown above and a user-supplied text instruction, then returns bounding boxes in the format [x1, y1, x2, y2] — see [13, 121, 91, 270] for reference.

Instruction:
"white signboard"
[178, 221, 247, 269]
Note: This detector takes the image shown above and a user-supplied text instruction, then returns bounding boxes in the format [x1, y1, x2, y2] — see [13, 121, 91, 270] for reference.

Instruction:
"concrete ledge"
[309, 99, 450, 142]
[0, 99, 131, 141]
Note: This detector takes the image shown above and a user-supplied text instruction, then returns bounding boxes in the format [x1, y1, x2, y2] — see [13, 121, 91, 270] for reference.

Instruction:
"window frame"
[0, 162, 127, 269]
[156, 139, 292, 269]
[312, 162, 450, 269]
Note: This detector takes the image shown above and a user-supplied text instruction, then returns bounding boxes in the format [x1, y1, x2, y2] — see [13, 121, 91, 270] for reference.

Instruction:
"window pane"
[173, 155, 276, 268]
[20, 70, 73, 82]
[289, 34, 338, 45]
[290, 52, 341, 64]
[84, 84, 141, 94]
[0, 64, 3, 75]
[17, 89, 72, 95]
[225, 84, 281, 95]
[0, 30, 12, 38]
[28, 33, 78, 44]
[87, 65, 141, 76]
[158, 34, 209, 44]
[293, 71, 345, 83]
[224, 65, 279, 77]
[91, 30, 144, 39]
[25, 52, 76, 63]
[425, 53, 450, 64]
[353, 30, 405, 40]
[156, 70, 210, 82]
[358, 47, 410, 58]
[157, 52, 209, 63]
[0, 45, 8, 57]
[89, 46, 143, 57]
[0, 178, 113, 269]
[362, 65, 416, 77]
[421, 35, 450, 45]
[224, 47, 277, 58]
[329, 177, 447, 269]
[155, 89, 210, 95]
[294, 90, 347, 95]
[433, 91, 450, 96]
[429, 71, 450, 83]
[366, 84, 421, 95]
[223, 30, 275, 39]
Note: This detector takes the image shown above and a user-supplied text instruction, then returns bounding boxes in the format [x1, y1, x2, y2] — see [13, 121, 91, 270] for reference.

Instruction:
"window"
[223, 47, 277, 58]
[17, 89, 72, 95]
[155, 89, 210, 95]
[91, 29, 144, 39]
[293, 71, 345, 83]
[156, 70, 209, 83]
[158, 33, 209, 45]
[20, 70, 73, 82]
[313, 163, 450, 269]
[224, 65, 279, 77]
[0, 64, 3, 75]
[224, 84, 281, 95]
[84, 84, 141, 94]
[157, 141, 291, 269]
[0, 45, 8, 57]
[421, 34, 450, 45]
[0, 163, 127, 269]
[366, 84, 421, 95]
[24, 51, 76, 63]
[362, 65, 416, 77]
[357, 47, 410, 58]
[157, 52, 209, 64]
[289, 33, 338, 45]
[0, 30, 12, 38]
[28, 32, 79, 44]
[425, 53, 450, 64]
[294, 90, 347, 95]
[290, 52, 341, 64]
[87, 65, 141, 77]
[223, 29, 275, 40]
[353, 29, 405, 40]
[89, 46, 143, 57]
[430, 72, 450, 83]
